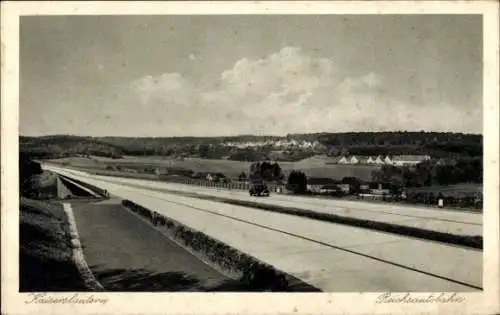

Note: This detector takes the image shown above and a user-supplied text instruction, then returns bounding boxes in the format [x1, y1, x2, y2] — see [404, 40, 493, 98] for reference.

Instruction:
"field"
[48, 155, 380, 181]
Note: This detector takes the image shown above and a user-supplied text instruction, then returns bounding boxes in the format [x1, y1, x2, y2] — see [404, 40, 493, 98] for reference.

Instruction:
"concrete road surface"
[47, 165, 482, 236]
[70, 199, 236, 291]
[45, 165, 482, 292]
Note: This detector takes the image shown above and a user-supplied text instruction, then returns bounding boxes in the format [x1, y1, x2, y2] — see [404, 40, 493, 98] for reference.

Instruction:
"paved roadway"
[44, 165, 482, 292]
[46, 165, 482, 236]
[69, 199, 236, 291]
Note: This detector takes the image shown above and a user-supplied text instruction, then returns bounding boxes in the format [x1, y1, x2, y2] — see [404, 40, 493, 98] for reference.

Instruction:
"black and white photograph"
[2, 2, 499, 315]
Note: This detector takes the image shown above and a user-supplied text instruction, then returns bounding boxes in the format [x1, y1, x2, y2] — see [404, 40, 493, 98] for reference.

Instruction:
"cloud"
[130, 72, 194, 106]
[217, 47, 335, 96]
[128, 46, 481, 136]
[198, 47, 390, 134]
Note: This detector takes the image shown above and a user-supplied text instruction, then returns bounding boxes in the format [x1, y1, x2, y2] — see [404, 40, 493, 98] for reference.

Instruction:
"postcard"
[2, 1, 499, 314]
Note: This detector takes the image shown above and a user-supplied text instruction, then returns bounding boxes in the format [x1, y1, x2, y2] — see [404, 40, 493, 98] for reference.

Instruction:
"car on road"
[249, 182, 270, 197]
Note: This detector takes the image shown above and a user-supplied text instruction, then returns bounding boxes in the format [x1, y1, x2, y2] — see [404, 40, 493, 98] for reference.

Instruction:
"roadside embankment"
[19, 198, 90, 291]
[19, 165, 104, 291]
[121, 199, 320, 292]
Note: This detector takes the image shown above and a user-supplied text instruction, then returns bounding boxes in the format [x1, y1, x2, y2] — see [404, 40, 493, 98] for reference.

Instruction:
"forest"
[20, 131, 482, 161]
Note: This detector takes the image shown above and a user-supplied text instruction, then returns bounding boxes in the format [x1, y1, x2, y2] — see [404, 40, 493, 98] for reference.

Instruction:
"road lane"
[70, 200, 231, 291]
[47, 166, 482, 292]
[51, 166, 482, 237]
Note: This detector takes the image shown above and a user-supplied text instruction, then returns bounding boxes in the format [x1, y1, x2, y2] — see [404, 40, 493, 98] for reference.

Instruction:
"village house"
[384, 156, 394, 165]
[374, 155, 385, 165]
[360, 183, 370, 191]
[319, 185, 343, 195]
[338, 156, 350, 164]
[349, 156, 359, 164]
[306, 178, 340, 193]
[366, 156, 376, 164]
[337, 183, 351, 193]
[391, 155, 431, 166]
[328, 155, 396, 165]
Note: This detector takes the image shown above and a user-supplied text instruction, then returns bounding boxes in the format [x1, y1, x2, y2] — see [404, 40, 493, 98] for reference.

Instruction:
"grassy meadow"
[48, 155, 380, 181]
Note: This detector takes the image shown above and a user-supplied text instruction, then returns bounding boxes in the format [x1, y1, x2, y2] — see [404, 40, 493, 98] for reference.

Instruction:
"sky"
[20, 15, 483, 137]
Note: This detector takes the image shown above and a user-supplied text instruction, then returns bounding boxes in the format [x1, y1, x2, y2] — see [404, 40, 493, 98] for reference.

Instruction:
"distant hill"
[289, 131, 482, 156]
[20, 135, 124, 159]
[20, 131, 482, 161]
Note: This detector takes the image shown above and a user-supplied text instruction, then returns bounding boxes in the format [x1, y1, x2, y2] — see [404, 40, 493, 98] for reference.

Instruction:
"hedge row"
[58, 174, 109, 198]
[121, 200, 319, 292]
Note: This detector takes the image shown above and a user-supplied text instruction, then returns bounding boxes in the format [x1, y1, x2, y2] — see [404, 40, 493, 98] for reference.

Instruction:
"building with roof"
[374, 156, 385, 165]
[306, 177, 341, 193]
[366, 156, 376, 164]
[384, 156, 394, 165]
[349, 156, 359, 164]
[392, 155, 431, 166]
[338, 156, 349, 164]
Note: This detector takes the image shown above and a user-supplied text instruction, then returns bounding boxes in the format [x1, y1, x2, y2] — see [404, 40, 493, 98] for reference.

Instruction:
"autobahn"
[43, 164, 483, 292]
[45, 164, 483, 237]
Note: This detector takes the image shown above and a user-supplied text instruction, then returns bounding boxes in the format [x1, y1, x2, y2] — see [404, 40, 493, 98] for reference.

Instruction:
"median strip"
[129, 186, 483, 250]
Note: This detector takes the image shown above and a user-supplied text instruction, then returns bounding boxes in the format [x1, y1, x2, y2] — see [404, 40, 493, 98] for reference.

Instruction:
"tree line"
[371, 157, 482, 187]
[20, 131, 482, 162]
[19, 152, 43, 196]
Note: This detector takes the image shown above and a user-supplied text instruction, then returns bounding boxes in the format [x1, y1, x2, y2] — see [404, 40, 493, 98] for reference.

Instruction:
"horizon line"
[19, 130, 483, 138]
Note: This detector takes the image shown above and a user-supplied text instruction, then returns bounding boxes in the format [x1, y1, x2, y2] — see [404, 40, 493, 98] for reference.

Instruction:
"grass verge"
[19, 198, 89, 291]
